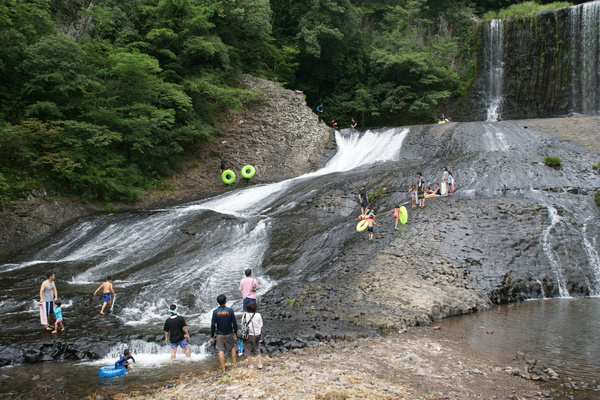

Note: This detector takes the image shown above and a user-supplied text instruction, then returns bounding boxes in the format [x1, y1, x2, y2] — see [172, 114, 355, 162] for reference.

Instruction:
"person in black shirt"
[417, 172, 426, 207]
[164, 304, 191, 359]
[358, 185, 369, 215]
[210, 294, 238, 372]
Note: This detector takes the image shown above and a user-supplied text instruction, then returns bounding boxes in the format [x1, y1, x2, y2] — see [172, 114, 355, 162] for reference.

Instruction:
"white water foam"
[583, 222, 600, 296]
[2, 128, 411, 327]
[484, 19, 505, 122]
[87, 339, 210, 368]
[540, 206, 570, 297]
[482, 123, 509, 152]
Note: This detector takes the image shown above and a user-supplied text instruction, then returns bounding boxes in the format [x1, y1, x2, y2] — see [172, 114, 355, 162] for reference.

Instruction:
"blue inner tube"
[98, 365, 126, 377]
[221, 169, 236, 185]
[241, 165, 256, 179]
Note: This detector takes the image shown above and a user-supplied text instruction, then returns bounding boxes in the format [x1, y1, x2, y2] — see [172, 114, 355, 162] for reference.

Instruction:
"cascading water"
[570, 1, 600, 115]
[483, 19, 504, 122]
[0, 127, 410, 357]
[582, 221, 600, 296]
[540, 206, 570, 297]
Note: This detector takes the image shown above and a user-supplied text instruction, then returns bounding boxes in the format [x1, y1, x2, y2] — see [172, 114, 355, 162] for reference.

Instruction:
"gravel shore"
[112, 326, 550, 400]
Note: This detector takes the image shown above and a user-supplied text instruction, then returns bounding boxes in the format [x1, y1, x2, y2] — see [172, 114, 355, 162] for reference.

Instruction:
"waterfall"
[0, 128, 410, 327]
[583, 222, 600, 296]
[570, 1, 600, 115]
[540, 206, 570, 297]
[483, 19, 504, 122]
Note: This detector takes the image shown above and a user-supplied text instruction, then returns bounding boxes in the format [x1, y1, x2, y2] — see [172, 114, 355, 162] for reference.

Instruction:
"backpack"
[237, 313, 255, 340]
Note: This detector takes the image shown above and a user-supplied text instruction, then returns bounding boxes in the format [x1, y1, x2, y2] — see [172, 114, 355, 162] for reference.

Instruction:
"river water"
[437, 297, 600, 384]
[1, 298, 599, 398]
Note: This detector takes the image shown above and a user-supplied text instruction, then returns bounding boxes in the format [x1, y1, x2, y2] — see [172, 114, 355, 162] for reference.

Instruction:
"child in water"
[115, 349, 135, 371]
[51, 300, 64, 333]
[385, 205, 401, 231]
[93, 276, 116, 315]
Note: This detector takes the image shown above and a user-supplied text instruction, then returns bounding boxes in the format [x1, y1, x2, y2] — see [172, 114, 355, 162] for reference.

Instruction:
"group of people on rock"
[357, 168, 457, 241]
[37, 268, 265, 373]
[161, 269, 264, 372]
[164, 268, 264, 372]
[315, 103, 358, 130]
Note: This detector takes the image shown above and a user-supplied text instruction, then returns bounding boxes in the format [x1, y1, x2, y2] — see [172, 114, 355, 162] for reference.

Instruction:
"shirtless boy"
[366, 210, 380, 242]
[93, 276, 116, 315]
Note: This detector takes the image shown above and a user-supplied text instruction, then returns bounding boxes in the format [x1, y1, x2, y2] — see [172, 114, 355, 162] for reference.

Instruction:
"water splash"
[89, 339, 210, 367]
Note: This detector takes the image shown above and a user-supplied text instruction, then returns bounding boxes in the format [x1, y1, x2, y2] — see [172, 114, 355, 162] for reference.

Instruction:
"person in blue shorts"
[93, 276, 116, 315]
[115, 349, 135, 370]
[164, 304, 191, 359]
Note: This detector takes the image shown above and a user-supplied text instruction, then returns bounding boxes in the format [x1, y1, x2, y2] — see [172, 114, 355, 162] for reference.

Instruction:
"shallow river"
[436, 297, 600, 383]
[1, 297, 599, 398]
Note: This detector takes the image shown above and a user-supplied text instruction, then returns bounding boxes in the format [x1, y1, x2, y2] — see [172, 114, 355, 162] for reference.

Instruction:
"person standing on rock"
[242, 301, 264, 369]
[316, 103, 324, 123]
[239, 268, 259, 312]
[351, 118, 357, 129]
[93, 276, 116, 315]
[417, 173, 426, 207]
[39, 272, 58, 331]
[448, 170, 455, 196]
[366, 209, 380, 242]
[211, 294, 238, 372]
[220, 159, 228, 173]
[163, 304, 191, 359]
[385, 204, 401, 231]
[358, 184, 369, 215]
[441, 167, 449, 196]
[408, 185, 417, 208]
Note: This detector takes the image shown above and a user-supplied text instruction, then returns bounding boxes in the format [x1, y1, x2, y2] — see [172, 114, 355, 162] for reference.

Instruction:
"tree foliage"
[0, 0, 550, 203]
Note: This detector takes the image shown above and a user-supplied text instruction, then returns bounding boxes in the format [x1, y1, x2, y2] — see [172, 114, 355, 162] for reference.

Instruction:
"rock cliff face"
[164, 75, 331, 203]
[460, 1, 600, 121]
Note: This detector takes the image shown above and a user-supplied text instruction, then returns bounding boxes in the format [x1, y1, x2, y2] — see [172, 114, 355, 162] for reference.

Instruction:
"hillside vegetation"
[0, 0, 577, 204]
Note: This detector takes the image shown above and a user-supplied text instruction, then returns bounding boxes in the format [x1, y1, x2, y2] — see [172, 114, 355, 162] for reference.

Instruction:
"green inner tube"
[221, 169, 236, 184]
[241, 165, 256, 179]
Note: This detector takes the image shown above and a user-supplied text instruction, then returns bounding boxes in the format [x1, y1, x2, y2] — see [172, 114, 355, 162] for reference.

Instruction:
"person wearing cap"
[358, 185, 369, 215]
[239, 268, 259, 312]
[163, 304, 191, 359]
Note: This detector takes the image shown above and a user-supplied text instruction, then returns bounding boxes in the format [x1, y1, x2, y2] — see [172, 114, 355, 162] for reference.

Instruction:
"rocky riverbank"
[113, 325, 576, 400]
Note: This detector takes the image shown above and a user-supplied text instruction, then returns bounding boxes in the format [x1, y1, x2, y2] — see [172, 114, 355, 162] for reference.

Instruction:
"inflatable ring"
[98, 365, 126, 377]
[357, 215, 376, 221]
[399, 206, 408, 224]
[356, 220, 369, 232]
[241, 165, 256, 179]
[221, 169, 236, 185]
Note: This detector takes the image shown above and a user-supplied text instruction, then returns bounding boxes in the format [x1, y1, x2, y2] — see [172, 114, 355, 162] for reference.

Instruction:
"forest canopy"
[0, 0, 573, 203]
